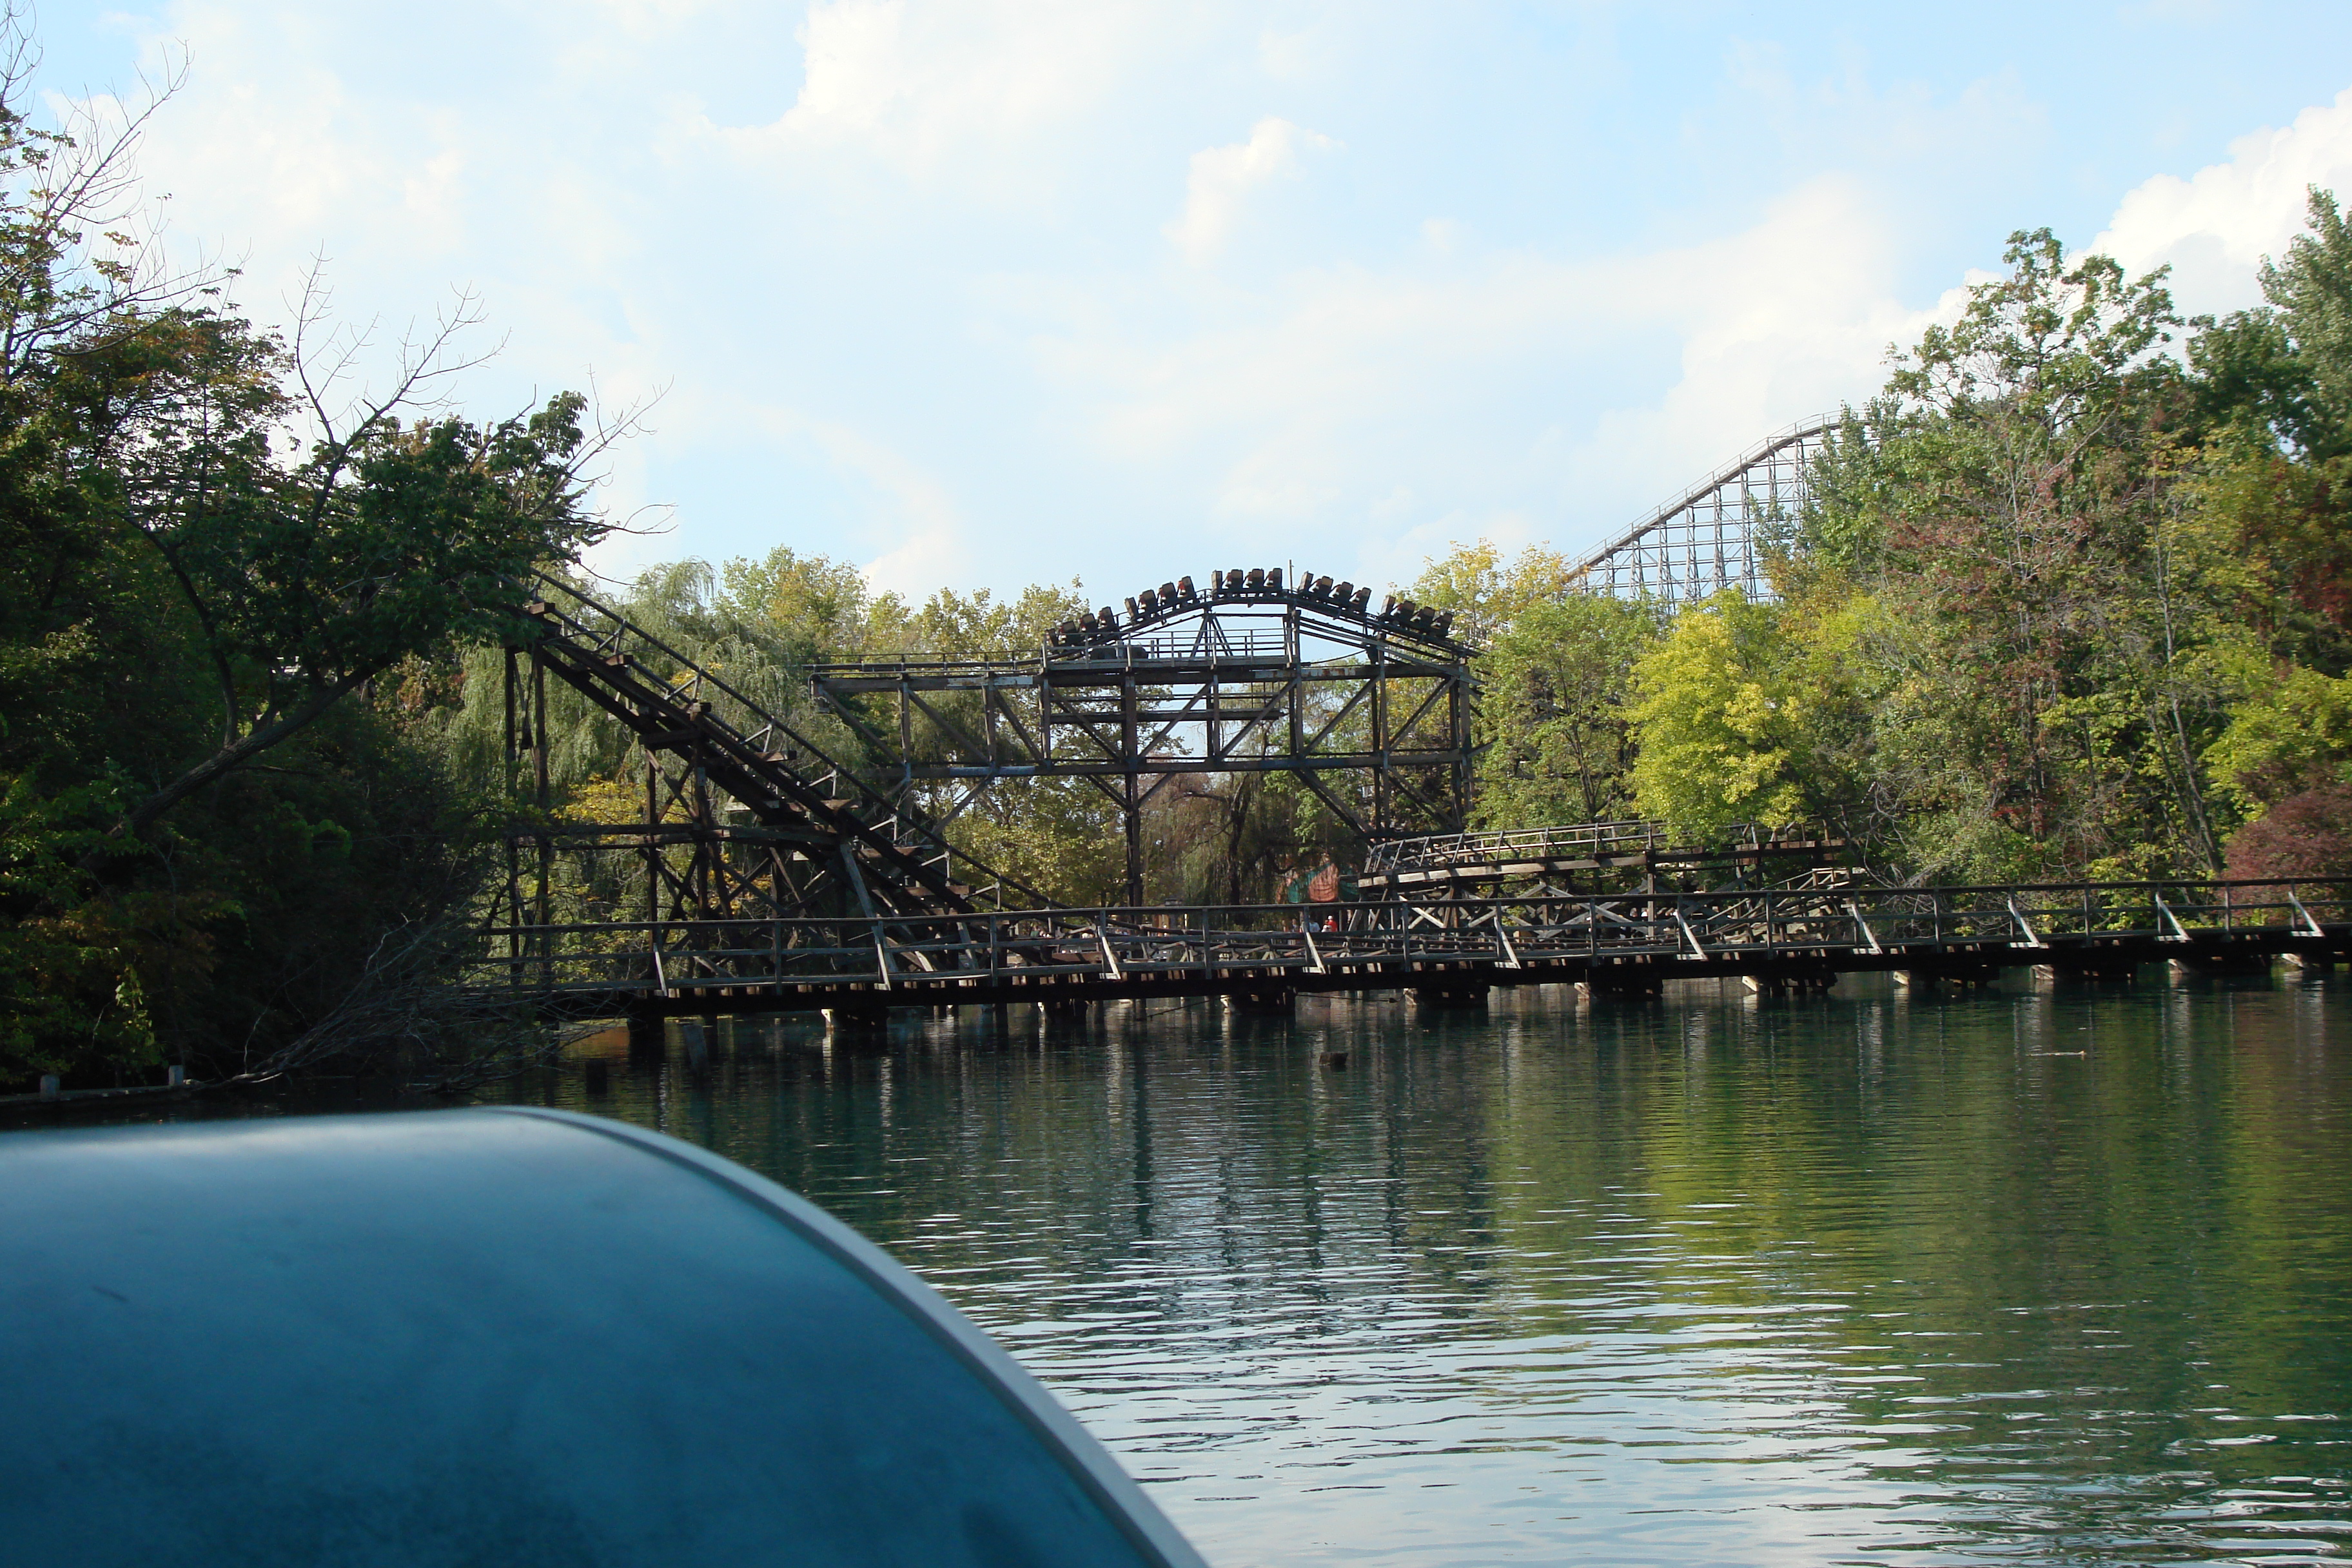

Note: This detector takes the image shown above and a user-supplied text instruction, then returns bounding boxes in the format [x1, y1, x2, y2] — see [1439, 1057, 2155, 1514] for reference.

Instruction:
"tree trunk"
[104, 675, 369, 850]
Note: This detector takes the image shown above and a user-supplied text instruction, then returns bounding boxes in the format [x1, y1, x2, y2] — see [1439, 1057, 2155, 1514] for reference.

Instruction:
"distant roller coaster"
[472, 416, 2352, 1032]
[1566, 416, 1834, 603]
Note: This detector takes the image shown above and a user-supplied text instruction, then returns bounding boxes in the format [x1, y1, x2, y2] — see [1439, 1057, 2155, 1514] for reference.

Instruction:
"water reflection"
[23, 975, 2347, 1565]
[473, 975, 2352, 1565]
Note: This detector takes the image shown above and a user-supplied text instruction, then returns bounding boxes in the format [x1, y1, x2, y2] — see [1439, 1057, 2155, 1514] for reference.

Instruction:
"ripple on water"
[590, 981, 2351, 1567]
[48, 975, 2346, 1567]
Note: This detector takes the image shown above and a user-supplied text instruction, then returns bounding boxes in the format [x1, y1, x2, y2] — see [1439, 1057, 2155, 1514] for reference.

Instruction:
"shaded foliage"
[2223, 785, 2352, 881]
[0, 25, 610, 1088]
[1474, 593, 1665, 828]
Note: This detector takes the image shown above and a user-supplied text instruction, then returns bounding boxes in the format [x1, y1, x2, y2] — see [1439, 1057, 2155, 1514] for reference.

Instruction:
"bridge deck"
[469, 879, 2351, 1019]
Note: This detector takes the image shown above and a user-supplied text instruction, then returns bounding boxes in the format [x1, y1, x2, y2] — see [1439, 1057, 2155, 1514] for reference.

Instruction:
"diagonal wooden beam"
[1298, 769, 1367, 837]
[905, 687, 995, 762]
[1208, 688, 1288, 764]
[986, 685, 1044, 763]
[1304, 680, 1373, 754]
[1389, 675, 1451, 744]
[929, 776, 996, 830]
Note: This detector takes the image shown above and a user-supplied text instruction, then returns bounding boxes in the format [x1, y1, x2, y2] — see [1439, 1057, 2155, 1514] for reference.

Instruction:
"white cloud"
[736, 404, 976, 591]
[1713, 43, 2047, 173]
[805, 420, 975, 595]
[1054, 175, 1943, 583]
[761, 0, 1170, 187]
[65, 3, 2352, 606]
[1164, 116, 1339, 264]
[2093, 86, 2352, 316]
[780, 0, 916, 140]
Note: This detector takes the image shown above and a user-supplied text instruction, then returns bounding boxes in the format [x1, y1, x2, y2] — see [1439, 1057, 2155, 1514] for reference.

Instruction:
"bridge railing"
[1364, 820, 1840, 874]
[463, 879, 2352, 1000]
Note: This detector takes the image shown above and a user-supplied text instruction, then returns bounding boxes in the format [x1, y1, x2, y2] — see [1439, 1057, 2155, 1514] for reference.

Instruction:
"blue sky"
[43, 2, 2352, 601]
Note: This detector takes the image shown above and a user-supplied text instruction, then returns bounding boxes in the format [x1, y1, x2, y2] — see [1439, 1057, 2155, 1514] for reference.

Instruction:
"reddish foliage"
[2222, 458, 2352, 647]
[2222, 786, 2352, 881]
[2286, 473, 2352, 633]
[1880, 440, 2147, 858]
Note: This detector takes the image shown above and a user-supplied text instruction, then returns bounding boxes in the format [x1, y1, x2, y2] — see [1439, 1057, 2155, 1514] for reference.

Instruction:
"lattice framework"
[1567, 417, 1833, 602]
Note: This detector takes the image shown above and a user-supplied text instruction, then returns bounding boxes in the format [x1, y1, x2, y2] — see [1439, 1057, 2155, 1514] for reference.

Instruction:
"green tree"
[2253, 188, 2352, 457]
[0, 22, 618, 1086]
[2161, 191, 2352, 874]
[1407, 539, 1578, 646]
[1627, 592, 1856, 841]
[1473, 593, 1665, 828]
[90, 308, 611, 843]
[1778, 230, 2215, 878]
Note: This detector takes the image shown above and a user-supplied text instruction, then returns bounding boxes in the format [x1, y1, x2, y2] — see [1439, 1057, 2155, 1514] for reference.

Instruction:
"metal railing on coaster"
[1363, 821, 1840, 875]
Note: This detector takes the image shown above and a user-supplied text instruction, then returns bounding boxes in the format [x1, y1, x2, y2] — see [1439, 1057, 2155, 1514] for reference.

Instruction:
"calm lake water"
[22, 974, 2352, 1565]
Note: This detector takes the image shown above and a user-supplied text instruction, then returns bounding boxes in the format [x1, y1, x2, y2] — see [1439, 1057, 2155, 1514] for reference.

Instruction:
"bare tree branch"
[228, 910, 575, 1091]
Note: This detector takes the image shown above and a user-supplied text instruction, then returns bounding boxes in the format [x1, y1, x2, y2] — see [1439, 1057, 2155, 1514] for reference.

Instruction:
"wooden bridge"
[470, 877, 2352, 1046]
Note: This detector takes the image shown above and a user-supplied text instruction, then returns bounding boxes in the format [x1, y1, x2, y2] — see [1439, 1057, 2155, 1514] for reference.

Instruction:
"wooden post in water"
[625, 1003, 664, 1062]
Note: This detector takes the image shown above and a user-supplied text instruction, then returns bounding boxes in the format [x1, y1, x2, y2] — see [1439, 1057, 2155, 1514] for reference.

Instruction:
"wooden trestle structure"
[493, 566, 1472, 974]
[495, 575, 1021, 964]
[484, 561, 2347, 1046]
[1565, 416, 1832, 603]
[810, 567, 1475, 905]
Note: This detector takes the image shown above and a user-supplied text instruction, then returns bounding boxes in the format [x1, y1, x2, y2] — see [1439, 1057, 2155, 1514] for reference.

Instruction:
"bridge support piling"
[1224, 986, 1295, 1015]
[2037, 956, 2141, 986]
[1579, 970, 1661, 1000]
[2171, 952, 2275, 981]
[625, 1004, 665, 1063]
[1896, 961, 2000, 991]
[823, 1001, 890, 1035]
[1741, 970, 1836, 997]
